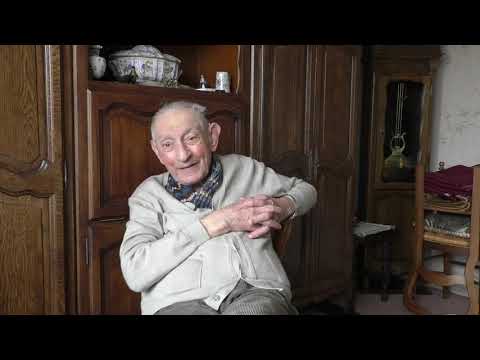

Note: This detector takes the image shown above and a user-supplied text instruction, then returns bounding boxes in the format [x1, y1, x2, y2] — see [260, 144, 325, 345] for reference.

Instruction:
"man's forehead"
[154, 110, 204, 136]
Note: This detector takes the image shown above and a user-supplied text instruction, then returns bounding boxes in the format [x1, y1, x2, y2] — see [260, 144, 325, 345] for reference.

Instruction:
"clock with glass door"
[371, 46, 441, 188]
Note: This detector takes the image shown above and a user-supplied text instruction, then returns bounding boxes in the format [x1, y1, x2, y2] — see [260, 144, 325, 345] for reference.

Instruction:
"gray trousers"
[154, 280, 298, 315]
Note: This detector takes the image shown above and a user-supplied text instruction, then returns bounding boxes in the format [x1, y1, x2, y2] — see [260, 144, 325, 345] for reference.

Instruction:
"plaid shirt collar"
[165, 156, 223, 209]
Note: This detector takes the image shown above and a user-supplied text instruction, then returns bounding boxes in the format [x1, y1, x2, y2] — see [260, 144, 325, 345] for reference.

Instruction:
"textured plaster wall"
[430, 45, 480, 169]
[427, 45, 480, 297]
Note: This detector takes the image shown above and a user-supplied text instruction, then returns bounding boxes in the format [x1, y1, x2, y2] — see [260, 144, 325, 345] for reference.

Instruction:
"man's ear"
[208, 122, 221, 152]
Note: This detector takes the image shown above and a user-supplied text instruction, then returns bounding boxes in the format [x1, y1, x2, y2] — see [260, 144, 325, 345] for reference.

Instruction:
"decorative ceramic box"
[108, 45, 182, 86]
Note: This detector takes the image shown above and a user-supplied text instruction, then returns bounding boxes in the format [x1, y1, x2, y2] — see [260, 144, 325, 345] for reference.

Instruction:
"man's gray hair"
[151, 101, 208, 140]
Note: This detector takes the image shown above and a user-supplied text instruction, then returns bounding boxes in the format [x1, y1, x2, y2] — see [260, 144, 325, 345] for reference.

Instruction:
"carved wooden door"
[308, 46, 362, 307]
[0, 45, 65, 314]
[250, 45, 313, 301]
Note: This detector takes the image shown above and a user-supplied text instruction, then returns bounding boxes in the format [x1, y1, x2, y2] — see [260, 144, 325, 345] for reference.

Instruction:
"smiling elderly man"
[119, 101, 317, 315]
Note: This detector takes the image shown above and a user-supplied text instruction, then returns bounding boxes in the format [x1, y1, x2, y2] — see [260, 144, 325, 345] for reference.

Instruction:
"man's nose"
[176, 142, 191, 162]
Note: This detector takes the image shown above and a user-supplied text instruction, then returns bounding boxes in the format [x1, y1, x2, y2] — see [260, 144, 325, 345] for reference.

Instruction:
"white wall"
[427, 45, 480, 297]
[430, 45, 480, 169]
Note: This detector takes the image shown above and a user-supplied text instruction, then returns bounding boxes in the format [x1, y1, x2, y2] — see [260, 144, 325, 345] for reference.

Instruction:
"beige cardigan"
[120, 154, 317, 315]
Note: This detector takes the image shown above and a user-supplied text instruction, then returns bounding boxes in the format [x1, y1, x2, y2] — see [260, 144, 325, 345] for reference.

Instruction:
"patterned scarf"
[165, 156, 223, 209]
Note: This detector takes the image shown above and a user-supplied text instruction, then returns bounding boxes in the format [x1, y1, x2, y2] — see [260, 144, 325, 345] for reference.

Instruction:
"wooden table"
[353, 222, 396, 302]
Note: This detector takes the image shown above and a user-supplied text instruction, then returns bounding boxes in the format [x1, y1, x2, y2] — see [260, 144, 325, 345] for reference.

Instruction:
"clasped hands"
[201, 194, 293, 239]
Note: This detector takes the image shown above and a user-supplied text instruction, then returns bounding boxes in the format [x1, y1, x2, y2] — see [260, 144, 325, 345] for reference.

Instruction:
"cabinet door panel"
[93, 100, 164, 219]
[88, 221, 140, 315]
[0, 45, 65, 314]
[317, 47, 355, 162]
[309, 46, 361, 298]
[250, 45, 312, 293]
[371, 191, 415, 270]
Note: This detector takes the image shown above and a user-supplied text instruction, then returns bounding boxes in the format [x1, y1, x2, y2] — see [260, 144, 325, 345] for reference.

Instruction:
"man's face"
[151, 109, 220, 186]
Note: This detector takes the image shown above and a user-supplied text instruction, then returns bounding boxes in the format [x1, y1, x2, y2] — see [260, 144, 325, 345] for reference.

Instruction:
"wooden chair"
[272, 217, 294, 259]
[404, 164, 480, 315]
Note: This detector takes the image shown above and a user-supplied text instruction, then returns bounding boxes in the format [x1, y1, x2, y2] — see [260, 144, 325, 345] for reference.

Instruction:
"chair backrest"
[272, 217, 294, 259]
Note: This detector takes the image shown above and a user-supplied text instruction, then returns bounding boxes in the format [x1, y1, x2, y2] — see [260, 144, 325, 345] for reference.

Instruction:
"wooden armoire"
[0, 44, 362, 314]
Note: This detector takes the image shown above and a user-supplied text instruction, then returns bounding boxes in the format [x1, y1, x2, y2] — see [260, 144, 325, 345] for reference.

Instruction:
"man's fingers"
[257, 219, 281, 231]
[265, 220, 282, 230]
[251, 205, 281, 220]
[237, 195, 277, 210]
[248, 225, 270, 239]
[251, 197, 274, 207]
[241, 194, 272, 208]
[248, 220, 282, 238]
[236, 197, 255, 208]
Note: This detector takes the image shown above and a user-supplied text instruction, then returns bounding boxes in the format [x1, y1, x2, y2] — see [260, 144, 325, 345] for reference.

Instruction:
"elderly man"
[120, 101, 317, 315]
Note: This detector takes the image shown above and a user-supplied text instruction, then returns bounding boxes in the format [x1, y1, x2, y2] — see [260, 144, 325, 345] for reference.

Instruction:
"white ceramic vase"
[89, 45, 103, 57]
[89, 55, 106, 79]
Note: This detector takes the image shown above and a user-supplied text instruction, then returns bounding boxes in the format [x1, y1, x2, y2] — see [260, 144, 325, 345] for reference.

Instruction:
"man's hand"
[247, 195, 296, 238]
[200, 194, 296, 239]
[200, 196, 282, 239]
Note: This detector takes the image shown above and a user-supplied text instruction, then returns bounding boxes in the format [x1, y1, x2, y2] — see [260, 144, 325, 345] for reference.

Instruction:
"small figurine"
[127, 65, 138, 84]
[199, 74, 207, 89]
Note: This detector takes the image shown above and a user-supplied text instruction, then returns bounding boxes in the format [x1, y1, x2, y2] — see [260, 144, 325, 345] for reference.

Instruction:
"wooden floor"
[354, 292, 469, 315]
[299, 290, 470, 315]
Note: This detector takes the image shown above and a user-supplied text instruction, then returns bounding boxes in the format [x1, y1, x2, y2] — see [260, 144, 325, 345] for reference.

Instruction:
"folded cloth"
[353, 221, 395, 238]
[425, 165, 473, 197]
[424, 212, 470, 239]
[424, 193, 471, 212]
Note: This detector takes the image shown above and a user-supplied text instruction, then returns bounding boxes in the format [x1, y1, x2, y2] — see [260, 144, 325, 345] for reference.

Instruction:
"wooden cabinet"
[249, 45, 363, 308]
[364, 46, 441, 276]
[73, 45, 249, 314]
[0, 45, 66, 314]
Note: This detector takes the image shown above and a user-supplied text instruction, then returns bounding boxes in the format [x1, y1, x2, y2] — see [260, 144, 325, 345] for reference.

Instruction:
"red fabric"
[424, 165, 473, 197]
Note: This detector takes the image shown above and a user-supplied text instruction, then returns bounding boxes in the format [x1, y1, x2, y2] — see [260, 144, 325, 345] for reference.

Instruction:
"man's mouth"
[178, 163, 197, 170]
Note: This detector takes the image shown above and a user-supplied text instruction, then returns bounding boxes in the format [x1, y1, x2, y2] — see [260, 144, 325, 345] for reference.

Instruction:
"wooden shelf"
[156, 45, 239, 91]
[88, 80, 243, 101]
[423, 231, 470, 248]
[96, 45, 240, 92]
[424, 204, 471, 215]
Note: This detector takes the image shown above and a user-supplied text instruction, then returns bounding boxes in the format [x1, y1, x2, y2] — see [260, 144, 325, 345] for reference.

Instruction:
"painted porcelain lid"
[110, 45, 181, 64]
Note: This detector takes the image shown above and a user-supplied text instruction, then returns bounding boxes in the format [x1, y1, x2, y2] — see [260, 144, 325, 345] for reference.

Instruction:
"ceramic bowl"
[108, 45, 181, 85]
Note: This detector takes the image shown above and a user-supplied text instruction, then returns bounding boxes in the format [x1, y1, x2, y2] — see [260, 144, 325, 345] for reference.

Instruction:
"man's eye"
[161, 142, 173, 150]
[186, 135, 200, 143]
